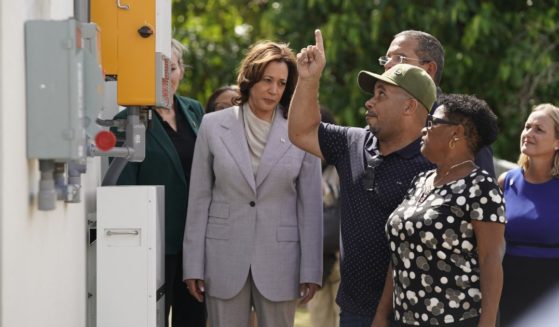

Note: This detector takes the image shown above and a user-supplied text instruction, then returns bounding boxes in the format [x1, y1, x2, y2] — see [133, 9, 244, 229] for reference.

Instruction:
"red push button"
[95, 130, 116, 152]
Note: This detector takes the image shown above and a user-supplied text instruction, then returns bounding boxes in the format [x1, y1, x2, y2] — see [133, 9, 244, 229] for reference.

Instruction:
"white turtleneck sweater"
[242, 103, 276, 176]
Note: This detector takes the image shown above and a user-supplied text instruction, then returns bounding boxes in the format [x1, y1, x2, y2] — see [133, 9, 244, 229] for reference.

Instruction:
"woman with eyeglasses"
[372, 94, 505, 327]
[497, 103, 559, 326]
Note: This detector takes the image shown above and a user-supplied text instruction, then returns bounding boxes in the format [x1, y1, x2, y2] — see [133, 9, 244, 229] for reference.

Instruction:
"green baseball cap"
[357, 63, 436, 112]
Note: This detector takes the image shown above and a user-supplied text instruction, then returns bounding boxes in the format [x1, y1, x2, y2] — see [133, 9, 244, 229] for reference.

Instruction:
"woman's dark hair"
[205, 85, 240, 113]
[438, 94, 498, 154]
[236, 41, 298, 118]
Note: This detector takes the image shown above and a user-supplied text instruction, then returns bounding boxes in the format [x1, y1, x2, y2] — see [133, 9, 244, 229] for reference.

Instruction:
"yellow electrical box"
[90, 0, 171, 108]
[90, 0, 118, 74]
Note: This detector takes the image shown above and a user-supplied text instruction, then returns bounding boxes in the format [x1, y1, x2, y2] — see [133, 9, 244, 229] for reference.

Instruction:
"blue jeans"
[339, 311, 373, 327]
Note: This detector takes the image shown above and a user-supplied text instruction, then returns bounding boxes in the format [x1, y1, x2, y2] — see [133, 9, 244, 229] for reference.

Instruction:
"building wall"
[0, 1, 98, 326]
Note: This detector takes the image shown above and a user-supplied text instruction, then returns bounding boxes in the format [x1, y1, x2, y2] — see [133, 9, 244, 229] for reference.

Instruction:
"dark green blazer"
[112, 95, 204, 255]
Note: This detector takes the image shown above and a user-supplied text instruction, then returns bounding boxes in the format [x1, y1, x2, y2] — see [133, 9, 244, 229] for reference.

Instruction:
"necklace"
[418, 160, 475, 203]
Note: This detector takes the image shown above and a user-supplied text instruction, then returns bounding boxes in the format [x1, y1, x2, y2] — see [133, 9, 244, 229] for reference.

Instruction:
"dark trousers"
[339, 311, 373, 327]
[340, 311, 399, 327]
[500, 254, 559, 326]
[165, 253, 206, 327]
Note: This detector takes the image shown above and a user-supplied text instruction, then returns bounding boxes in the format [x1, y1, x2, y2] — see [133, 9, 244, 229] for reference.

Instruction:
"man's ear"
[404, 98, 418, 115]
[425, 61, 438, 83]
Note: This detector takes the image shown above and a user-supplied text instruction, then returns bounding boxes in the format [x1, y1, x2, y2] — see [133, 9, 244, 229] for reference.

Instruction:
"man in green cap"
[288, 30, 436, 326]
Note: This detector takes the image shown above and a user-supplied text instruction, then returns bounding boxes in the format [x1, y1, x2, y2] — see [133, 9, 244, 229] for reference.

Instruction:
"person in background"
[307, 107, 342, 327]
[205, 85, 240, 113]
[374, 94, 505, 327]
[498, 103, 559, 326]
[113, 39, 206, 326]
[183, 40, 323, 327]
[381, 30, 496, 177]
[288, 30, 436, 326]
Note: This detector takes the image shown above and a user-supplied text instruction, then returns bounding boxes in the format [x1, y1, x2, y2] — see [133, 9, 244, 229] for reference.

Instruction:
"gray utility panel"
[25, 19, 86, 160]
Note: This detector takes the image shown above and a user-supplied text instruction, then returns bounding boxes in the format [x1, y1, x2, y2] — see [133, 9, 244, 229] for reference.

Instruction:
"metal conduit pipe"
[102, 107, 145, 185]
[124, 106, 146, 162]
[74, 0, 89, 22]
[67, 161, 87, 202]
[101, 157, 129, 186]
[54, 162, 67, 200]
[38, 160, 57, 210]
[89, 145, 131, 158]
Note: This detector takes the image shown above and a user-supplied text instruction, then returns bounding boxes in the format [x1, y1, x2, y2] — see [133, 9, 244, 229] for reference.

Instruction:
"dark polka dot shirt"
[318, 123, 435, 316]
[386, 168, 506, 325]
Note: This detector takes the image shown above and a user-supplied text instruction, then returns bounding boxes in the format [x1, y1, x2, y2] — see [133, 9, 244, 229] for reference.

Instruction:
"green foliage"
[172, 0, 559, 161]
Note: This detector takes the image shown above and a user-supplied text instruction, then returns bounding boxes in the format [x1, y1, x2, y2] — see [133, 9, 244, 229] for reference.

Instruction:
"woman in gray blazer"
[183, 41, 323, 327]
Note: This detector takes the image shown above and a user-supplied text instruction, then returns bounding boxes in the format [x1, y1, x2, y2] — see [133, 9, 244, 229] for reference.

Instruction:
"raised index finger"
[314, 29, 324, 52]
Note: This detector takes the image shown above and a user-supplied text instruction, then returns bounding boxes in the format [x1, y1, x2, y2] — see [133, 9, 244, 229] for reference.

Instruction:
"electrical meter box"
[97, 186, 165, 327]
[25, 19, 87, 160]
[90, 0, 172, 108]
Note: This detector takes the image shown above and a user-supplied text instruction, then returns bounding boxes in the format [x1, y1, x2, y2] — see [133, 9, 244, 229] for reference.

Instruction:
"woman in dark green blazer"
[113, 39, 205, 327]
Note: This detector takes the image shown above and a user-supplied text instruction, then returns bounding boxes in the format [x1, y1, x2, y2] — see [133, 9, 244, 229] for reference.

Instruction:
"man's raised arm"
[288, 29, 326, 159]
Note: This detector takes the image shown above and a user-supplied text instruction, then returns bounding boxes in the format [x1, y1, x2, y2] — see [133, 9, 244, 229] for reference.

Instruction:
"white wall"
[0, 1, 99, 326]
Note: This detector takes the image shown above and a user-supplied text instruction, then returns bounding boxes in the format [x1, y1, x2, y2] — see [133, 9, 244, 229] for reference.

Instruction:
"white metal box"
[97, 186, 165, 327]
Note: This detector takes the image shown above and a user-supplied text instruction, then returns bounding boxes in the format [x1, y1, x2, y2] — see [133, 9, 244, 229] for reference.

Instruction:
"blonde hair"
[517, 103, 559, 178]
[171, 39, 187, 71]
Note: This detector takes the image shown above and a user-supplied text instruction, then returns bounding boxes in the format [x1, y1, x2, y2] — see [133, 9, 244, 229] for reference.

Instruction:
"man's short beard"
[368, 123, 379, 135]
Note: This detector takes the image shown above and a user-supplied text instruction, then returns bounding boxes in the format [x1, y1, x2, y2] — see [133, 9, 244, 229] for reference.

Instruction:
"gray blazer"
[183, 106, 323, 301]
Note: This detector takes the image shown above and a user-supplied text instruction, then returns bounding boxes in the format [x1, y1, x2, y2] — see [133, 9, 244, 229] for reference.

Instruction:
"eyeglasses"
[363, 155, 384, 192]
[426, 114, 459, 129]
[378, 55, 429, 66]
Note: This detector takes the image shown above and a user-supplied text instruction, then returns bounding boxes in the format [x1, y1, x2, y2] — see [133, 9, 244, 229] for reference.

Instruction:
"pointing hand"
[296, 29, 326, 80]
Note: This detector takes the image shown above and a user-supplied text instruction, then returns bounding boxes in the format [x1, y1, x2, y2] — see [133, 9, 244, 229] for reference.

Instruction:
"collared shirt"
[318, 123, 434, 316]
[154, 104, 196, 183]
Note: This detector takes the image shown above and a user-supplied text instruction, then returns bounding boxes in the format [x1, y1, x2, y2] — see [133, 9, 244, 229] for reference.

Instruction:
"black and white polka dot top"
[386, 168, 506, 326]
